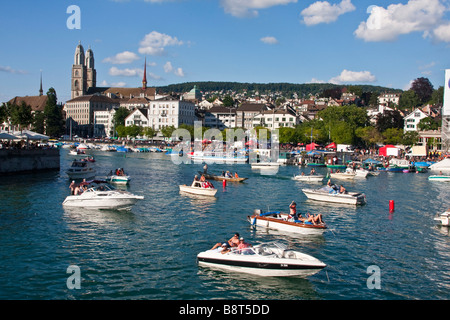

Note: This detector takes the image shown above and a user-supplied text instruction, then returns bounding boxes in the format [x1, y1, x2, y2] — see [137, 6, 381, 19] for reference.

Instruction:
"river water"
[0, 149, 449, 300]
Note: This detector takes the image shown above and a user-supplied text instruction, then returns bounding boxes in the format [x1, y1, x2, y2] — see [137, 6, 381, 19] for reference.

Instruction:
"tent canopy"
[325, 142, 337, 149]
[0, 132, 19, 140]
[305, 142, 320, 151]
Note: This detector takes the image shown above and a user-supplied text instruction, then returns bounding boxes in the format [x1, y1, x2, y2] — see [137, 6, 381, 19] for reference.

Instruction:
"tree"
[410, 77, 434, 104]
[418, 116, 439, 131]
[160, 125, 177, 139]
[113, 107, 130, 127]
[32, 111, 46, 134]
[355, 126, 383, 147]
[0, 103, 8, 124]
[402, 131, 419, 146]
[125, 125, 142, 138]
[10, 101, 33, 131]
[143, 127, 157, 140]
[44, 88, 64, 137]
[222, 95, 234, 107]
[279, 127, 296, 144]
[431, 86, 444, 105]
[375, 110, 404, 132]
[115, 125, 127, 138]
[382, 128, 403, 145]
[398, 90, 420, 110]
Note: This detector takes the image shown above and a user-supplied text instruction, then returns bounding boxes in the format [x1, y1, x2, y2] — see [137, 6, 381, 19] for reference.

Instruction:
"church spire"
[39, 70, 43, 96]
[142, 57, 147, 89]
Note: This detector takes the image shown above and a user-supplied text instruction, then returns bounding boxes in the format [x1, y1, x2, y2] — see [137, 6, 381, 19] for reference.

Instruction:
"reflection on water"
[1, 149, 450, 299]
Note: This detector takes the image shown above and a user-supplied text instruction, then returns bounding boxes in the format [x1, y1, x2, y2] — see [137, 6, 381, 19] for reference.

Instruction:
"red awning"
[326, 142, 337, 149]
[305, 143, 319, 151]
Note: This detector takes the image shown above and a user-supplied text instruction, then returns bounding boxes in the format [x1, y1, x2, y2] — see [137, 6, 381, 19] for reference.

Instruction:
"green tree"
[431, 86, 444, 105]
[143, 127, 157, 141]
[44, 88, 64, 137]
[402, 131, 419, 146]
[115, 125, 127, 138]
[355, 126, 383, 147]
[0, 103, 9, 124]
[279, 127, 296, 144]
[113, 107, 130, 126]
[10, 101, 33, 131]
[398, 90, 420, 110]
[382, 128, 403, 144]
[222, 95, 234, 107]
[125, 125, 142, 138]
[375, 110, 404, 132]
[32, 111, 46, 134]
[160, 125, 177, 139]
[418, 116, 439, 131]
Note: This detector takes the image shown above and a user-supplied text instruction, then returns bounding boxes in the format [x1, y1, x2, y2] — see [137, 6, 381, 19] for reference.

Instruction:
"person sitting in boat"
[339, 185, 346, 194]
[305, 212, 324, 225]
[327, 179, 339, 194]
[226, 171, 232, 178]
[237, 237, 253, 254]
[200, 174, 206, 182]
[234, 172, 239, 178]
[221, 171, 226, 177]
[211, 233, 240, 251]
[310, 168, 316, 175]
[193, 175, 199, 182]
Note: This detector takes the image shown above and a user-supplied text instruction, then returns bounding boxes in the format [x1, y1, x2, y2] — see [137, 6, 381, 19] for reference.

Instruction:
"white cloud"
[309, 78, 325, 84]
[260, 36, 278, 44]
[221, 0, 297, 18]
[164, 61, 184, 77]
[102, 51, 140, 64]
[138, 31, 183, 56]
[354, 0, 447, 42]
[0, 65, 27, 75]
[329, 69, 376, 84]
[433, 22, 450, 42]
[109, 66, 143, 77]
[301, 0, 355, 26]
[100, 80, 127, 87]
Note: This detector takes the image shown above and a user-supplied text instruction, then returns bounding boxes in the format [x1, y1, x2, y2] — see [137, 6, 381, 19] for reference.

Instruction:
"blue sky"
[1, 0, 450, 103]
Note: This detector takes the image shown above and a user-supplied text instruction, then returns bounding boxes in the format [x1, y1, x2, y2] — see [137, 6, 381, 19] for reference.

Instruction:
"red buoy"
[389, 200, 395, 213]
[223, 179, 226, 188]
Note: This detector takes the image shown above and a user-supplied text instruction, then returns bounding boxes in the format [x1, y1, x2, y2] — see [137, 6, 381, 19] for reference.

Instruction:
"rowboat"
[107, 174, 131, 185]
[179, 181, 217, 197]
[248, 210, 326, 235]
[198, 171, 248, 182]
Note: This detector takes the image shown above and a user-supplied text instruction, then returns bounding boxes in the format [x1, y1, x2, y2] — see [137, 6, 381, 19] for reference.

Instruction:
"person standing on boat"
[203, 163, 208, 174]
[289, 201, 298, 220]
[69, 181, 76, 195]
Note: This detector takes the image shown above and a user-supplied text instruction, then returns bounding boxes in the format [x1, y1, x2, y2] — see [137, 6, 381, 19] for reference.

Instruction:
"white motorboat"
[428, 175, 450, 181]
[62, 180, 144, 210]
[248, 210, 326, 235]
[179, 181, 217, 197]
[189, 151, 248, 163]
[429, 158, 450, 172]
[251, 162, 281, 169]
[329, 170, 356, 180]
[66, 160, 96, 180]
[434, 209, 450, 226]
[197, 241, 326, 277]
[302, 186, 366, 205]
[69, 149, 85, 156]
[76, 143, 89, 150]
[292, 173, 324, 182]
[108, 175, 131, 185]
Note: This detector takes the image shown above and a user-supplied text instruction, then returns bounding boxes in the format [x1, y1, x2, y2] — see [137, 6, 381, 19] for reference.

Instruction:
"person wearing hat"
[238, 237, 252, 252]
[220, 243, 230, 254]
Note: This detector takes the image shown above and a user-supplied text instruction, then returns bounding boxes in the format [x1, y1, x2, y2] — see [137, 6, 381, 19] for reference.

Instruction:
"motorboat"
[251, 162, 281, 169]
[66, 160, 96, 180]
[429, 158, 450, 172]
[197, 241, 326, 277]
[302, 186, 366, 205]
[69, 149, 85, 155]
[248, 210, 327, 235]
[292, 173, 324, 182]
[179, 181, 217, 197]
[428, 175, 450, 181]
[198, 171, 248, 182]
[434, 209, 450, 226]
[62, 180, 144, 210]
[189, 151, 248, 163]
[76, 143, 89, 150]
[328, 170, 356, 180]
[107, 174, 131, 185]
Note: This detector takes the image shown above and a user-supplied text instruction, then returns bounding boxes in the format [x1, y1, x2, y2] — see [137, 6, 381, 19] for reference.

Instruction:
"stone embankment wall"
[0, 149, 60, 174]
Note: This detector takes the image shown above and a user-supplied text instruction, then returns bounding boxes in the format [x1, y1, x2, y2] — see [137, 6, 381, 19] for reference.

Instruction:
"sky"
[1, 0, 450, 103]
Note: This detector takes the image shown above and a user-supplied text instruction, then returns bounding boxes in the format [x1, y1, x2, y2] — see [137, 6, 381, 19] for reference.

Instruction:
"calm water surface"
[0, 149, 449, 300]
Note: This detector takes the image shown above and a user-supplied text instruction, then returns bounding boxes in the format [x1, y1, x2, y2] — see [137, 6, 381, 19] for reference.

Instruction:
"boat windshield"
[85, 183, 116, 192]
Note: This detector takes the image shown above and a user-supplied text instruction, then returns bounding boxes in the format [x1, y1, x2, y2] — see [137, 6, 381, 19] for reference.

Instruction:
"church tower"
[86, 46, 96, 89]
[71, 42, 96, 99]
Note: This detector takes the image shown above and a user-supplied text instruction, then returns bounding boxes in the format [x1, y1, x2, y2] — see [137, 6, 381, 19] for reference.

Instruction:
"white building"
[204, 106, 236, 129]
[404, 108, 428, 132]
[378, 93, 400, 107]
[94, 108, 116, 137]
[123, 96, 196, 132]
[252, 109, 298, 129]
